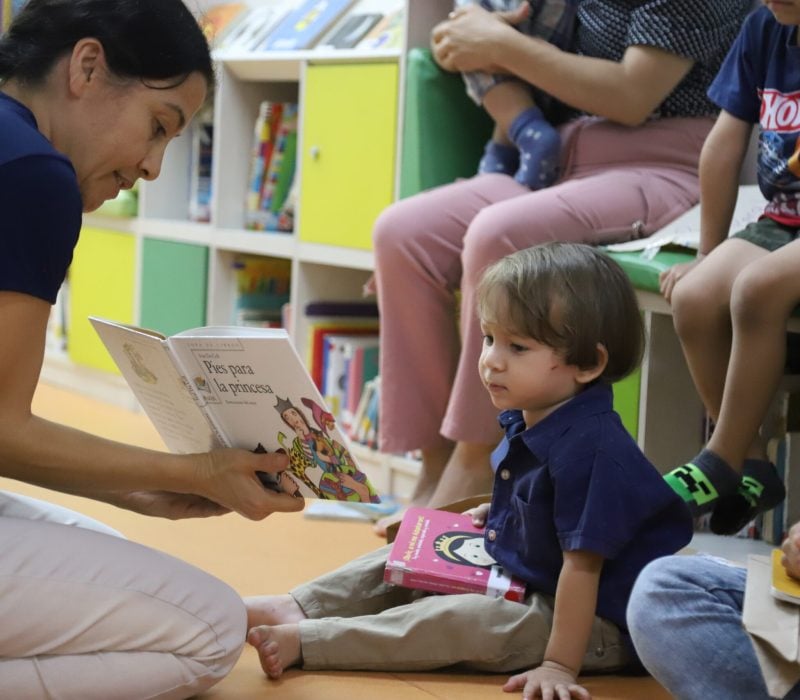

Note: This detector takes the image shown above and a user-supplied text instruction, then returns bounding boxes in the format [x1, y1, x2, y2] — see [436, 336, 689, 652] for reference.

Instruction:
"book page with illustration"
[91, 318, 380, 503]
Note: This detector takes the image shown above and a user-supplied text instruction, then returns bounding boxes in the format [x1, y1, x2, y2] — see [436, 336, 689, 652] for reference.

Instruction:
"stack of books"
[202, 0, 405, 54]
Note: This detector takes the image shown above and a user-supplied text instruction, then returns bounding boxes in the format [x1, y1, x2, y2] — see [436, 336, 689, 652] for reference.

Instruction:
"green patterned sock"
[709, 459, 786, 535]
[663, 449, 740, 517]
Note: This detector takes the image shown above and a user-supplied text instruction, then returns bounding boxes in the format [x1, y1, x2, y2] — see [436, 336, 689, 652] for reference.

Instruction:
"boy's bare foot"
[244, 594, 307, 628]
[247, 624, 301, 680]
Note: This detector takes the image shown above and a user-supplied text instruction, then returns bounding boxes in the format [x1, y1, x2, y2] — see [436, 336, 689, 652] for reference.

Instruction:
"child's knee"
[730, 264, 786, 325]
[671, 276, 715, 331]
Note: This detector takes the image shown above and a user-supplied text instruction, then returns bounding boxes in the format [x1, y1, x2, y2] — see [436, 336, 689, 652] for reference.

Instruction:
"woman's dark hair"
[0, 0, 214, 89]
[476, 242, 645, 383]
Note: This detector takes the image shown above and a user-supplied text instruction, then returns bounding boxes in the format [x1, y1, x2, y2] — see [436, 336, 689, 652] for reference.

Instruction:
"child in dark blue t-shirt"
[244, 243, 692, 699]
[660, 5, 800, 535]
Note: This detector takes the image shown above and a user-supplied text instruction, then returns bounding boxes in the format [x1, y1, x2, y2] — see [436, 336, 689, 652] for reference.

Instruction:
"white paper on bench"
[606, 185, 768, 255]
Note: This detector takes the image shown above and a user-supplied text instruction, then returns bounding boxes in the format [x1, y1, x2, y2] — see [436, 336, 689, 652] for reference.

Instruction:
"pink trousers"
[373, 115, 714, 453]
[0, 491, 246, 700]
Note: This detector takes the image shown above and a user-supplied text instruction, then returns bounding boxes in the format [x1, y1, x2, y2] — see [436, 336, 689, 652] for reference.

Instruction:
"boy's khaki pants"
[292, 544, 629, 673]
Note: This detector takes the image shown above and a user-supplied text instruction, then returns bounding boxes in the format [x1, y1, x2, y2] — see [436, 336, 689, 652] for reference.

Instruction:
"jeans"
[628, 554, 800, 700]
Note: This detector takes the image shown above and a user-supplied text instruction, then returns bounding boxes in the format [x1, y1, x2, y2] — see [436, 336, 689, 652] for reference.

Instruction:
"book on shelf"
[245, 102, 298, 232]
[200, 1, 249, 48]
[232, 254, 291, 327]
[304, 300, 380, 388]
[90, 317, 381, 503]
[259, 0, 356, 51]
[188, 104, 214, 223]
[350, 375, 379, 447]
[215, 2, 296, 52]
[1, 0, 25, 32]
[605, 184, 768, 255]
[771, 548, 800, 604]
[317, 11, 383, 49]
[384, 507, 527, 601]
[321, 334, 379, 431]
[355, 6, 403, 50]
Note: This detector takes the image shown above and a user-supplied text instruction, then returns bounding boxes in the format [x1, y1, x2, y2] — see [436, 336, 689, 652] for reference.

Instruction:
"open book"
[771, 548, 800, 604]
[90, 318, 380, 503]
[384, 507, 527, 602]
[605, 185, 768, 254]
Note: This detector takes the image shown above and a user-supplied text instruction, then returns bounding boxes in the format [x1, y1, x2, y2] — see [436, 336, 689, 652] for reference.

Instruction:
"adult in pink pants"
[372, 0, 751, 527]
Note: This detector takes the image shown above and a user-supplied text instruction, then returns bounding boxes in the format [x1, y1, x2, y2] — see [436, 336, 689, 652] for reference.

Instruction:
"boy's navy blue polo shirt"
[0, 92, 81, 303]
[485, 381, 692, 632]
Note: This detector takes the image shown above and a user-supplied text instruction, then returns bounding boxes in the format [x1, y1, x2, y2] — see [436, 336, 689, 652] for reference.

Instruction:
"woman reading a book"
[0, 2, 303, 698]
[246, 244, 692, 699]
[370, 0, 751, 536]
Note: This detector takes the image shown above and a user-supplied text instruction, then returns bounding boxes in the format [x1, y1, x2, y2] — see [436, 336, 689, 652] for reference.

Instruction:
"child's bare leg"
[247, 624, 301, 680]
[671, 241, 760, 431]
[482, 81, 559, 189]
[704, 241, 800, 532]
[244, 594, 307, 629]
[373, 444, 453, 536]
[707, 241, 800, 463]
[663, 239, 792, 532]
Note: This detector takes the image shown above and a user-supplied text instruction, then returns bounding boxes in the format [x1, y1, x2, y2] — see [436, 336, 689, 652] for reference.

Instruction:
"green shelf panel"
[140, 238, 208, 335]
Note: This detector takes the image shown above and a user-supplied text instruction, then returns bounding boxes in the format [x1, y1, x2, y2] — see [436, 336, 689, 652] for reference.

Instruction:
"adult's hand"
[107, 490, 231, 519]
[782, 522, 800, 580]
[189, 448, 304, 520]
[431, 3, 528, 74]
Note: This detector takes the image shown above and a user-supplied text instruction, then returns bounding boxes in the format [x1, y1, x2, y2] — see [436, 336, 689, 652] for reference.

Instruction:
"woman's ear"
[67, 38, 105, 97]
[575, 343, 608, 385]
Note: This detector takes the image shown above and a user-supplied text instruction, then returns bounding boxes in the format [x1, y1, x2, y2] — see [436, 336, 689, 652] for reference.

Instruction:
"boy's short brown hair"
[476, 242, 644, 383]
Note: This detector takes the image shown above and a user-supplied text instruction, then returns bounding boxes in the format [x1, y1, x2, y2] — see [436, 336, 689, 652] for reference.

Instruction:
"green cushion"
[605, 249, 695, 294]
[399, 48, 493, 199]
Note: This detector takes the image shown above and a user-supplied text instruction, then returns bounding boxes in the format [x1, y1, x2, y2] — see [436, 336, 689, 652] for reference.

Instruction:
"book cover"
[90, 317, 381, 503]
[260, 0, 356, 51]
[355, 7, 403, 50]
[317, 12, 383, 49]
[771, 548, 800, 604]
[200, 1, 249, 48]
[343, 338, 379, 430]
[217, 2, 295, 52]
[384, 507, 527, 602]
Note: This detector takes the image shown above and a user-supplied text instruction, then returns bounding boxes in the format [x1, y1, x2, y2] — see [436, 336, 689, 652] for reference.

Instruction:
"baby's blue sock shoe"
[508, 106, 560, 189]
[478, 140, 519, 176]
[663, 448, 741, 518]
[709, 459, 786, 535]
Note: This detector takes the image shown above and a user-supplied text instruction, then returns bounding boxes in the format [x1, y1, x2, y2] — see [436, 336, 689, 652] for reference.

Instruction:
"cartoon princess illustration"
[433, 531, 498, 568]
[274, 395, 379, 502]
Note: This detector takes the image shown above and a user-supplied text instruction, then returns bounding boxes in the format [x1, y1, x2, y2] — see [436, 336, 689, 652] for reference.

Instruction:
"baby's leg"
[483, 81, 560, 189]
[247, 624, 301, 679]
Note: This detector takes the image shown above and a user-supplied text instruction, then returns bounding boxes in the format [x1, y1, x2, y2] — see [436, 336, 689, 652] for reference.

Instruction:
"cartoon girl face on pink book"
[434, 532, 497, 568]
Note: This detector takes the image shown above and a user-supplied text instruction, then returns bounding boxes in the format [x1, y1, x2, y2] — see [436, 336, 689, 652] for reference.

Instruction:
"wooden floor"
[0, 381, 674, 699]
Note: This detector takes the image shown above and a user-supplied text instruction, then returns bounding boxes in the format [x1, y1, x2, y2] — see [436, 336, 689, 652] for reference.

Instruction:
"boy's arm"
[697, 109, 753, 257]
[660, 110, 753, 303]
[503, 549, 603, 699]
